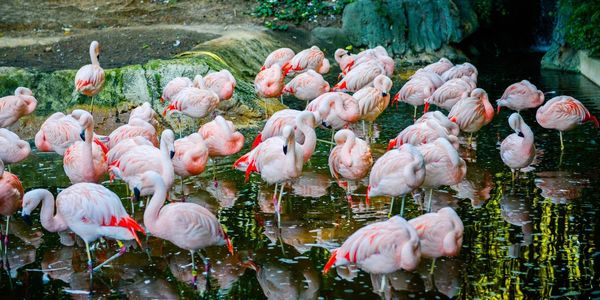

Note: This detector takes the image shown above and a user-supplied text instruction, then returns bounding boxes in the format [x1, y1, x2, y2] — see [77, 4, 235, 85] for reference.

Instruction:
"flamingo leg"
[3, 216, 9, 256]
[330, 129, 335, 151]
[90, 95, 95, 114]
[379, 274, 387, 293]
[427, 189, 433, 212]
[400, 195, 406, 217]
[85, 242, 93, 288]
[190, 250, 197, 289]
[429, 258, 437, 275]
[559, 131, 564, 150]
[93, 240, 126, 272]
[280, 94, 284, 105]
[346, 182, 352, 202]
[212, 158, 219, 187]
[413, 106, 417, 121]
[362, 120, 366, 139]
[369, 121, 374, 144]
[277, 183, 284, 227]
[388, 197, 394, 218]
[199, 251, 211, 291]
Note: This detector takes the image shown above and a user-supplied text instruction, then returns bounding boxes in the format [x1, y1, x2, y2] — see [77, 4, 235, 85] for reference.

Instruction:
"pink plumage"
[0, 87, 37, 128]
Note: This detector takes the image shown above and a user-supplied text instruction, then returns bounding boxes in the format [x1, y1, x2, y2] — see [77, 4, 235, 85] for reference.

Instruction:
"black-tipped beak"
[518, 132, 524, 138]
[346, 51, 350, 55]
[322, 121, 330, 128]
[133, 187, 141, 201]
[382, 91, 388, 97]
[80, 130, 85, 141]
[283, 145, 288, 155]
[97, 54, 100, 61]
[22, 214, 32, 226]
[170, 150, 175, 159]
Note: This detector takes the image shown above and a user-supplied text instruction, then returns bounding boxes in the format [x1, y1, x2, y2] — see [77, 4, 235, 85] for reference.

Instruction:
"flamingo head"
[386, 138, 397, 151]
[392, 93, 400, 105]
[162, 102, 176, 116]
[21, 189, 50, 226]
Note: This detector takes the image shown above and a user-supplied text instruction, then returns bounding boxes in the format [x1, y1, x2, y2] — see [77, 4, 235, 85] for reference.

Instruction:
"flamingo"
[198, 116, 245, 183]
[306, 92, 360, 130]
[334, 49, 354, 74]
[535, 95, 598, 150]
[367, 144, 425, 216]
[322, 216, 421, 291]
[35, 112, 82, 155]
[106, 136, 153, 165]
[160, 77, 192, 104]
[425, 76, 476, 112]
[20, 184, 145, 286]
[262, 48, 295, 71]
[0, 159, 23, 254]
[0, 128, 30, 164]
[162, 87, 220, 119]
[441, 62, 478, 82]
[194, 70, 237, 101]
[255, 63, 285, 108]
[338, 46, 394, 76]
[500, 113, 535, 178]
[393, 76, 436, 119]
[129, 102, 158, 127]
[387, 119, 459, 150]
[354, 74, 393, 140]
[332, 61, 385, 92]
[408, 207, 463, 259]
[448, 88, 494, 145]
[410, 69, 444, 89]
[172, 133, 208, 198]
[282, 70, 330, 105]
[497, 80, 544, 113]
[422, 58, 454, 75]
[416, 111, 461, 137]
[282, 46, 329, 76]
[251, 110, 317, 163]
[107, 118, 159, 149]
[0, 87, 37, 128]
[328, 129, 373, 200]
[63, 110, 108, 184]
[416, 138, 466, 211]
[74, 41, 105, 112]
[132, 171, 233, 288]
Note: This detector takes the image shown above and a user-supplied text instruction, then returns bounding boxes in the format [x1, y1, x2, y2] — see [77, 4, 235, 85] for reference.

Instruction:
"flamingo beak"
[496, 105, 501, 114]
[80, 130, 85, 141]
[21, 214, 32, 226]
[382, 91, 387, 97]
[424, 102, 430, 113]
[133, 187, 141, 202]
[170, 150, 175, 159]
[392, 93, 399, 105]
[386, 139, 397, 151]
[283, 145, 288, 155]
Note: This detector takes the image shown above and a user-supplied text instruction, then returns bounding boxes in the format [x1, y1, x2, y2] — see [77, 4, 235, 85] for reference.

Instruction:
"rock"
[541, 0, 580, 72]
[310, 27, 351, 54]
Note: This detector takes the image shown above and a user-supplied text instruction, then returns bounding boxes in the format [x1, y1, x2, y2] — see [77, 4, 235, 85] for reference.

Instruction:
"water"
[2, 53, 600, 299]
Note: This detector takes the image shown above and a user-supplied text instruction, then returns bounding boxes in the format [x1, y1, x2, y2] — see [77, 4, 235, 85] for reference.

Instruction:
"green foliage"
[254, 0, 353, 30]
[563, 0, 600, 57]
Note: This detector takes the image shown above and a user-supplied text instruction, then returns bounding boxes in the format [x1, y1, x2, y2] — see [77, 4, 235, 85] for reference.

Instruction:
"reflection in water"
[203, 179, 239, 208]
[451, 162, 494, 207]
[501, 186, 533, 246]
[291, 170, 331, 198]
[535, 171, 589, 204]
[41, 246, 74, 283]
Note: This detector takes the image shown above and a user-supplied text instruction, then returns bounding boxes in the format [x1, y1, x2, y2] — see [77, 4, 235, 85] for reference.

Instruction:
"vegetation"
[563, 0, 600, 57]
[254, 0, 353, 30]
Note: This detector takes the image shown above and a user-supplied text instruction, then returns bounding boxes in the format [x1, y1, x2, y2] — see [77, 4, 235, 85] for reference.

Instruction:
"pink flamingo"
[109, 129, 175, 201]
[448, 88, 494, 144]
[172, 132, 209, 178]
[322, 216, 421, 291]
[35, 112, 81, 155]
[160, 77, 192, 104]
[107, 118, 159, 149]
[441, 62, 478, 82]
[416, 138, 466, 211]
[408, 207, 463, 258]
[393, 76, 436, 119]
[129, 102, 158, 127]
[387, 118, 459, 150]
[425, 76, 476, 112]
[262, 48, 295, 71]
[255, 63, 285, 100]
[282, 70, 330, 105]
[306, 92, 360, 130]
[497, 80, 544, 113]
[536, 95, 598, 150]
[355, 74, 393, 139]
[416, 111, 461, 136]
[252, 110, 317, 163]
[328, 129, 373, 199]
[63, 110, 108, 184]
[74, 41, 105, 112]
[162, 87, 220, 119]
[410, 69, 444, 89]
[501, 113, 535, 178]
[338, 46, 393, 76]
[20, 184, 145, 285]
[367, 144, 425, 215]
[422, 58, 454, 75]
[0, 159, 23, 253]
[0, 87, 37, 128]
[334, 49, 354, 74]
[194, 70, 237, 101]
[332, 61, 385, 92]
[134, 171, 233, 288]
[282, 46, 329, 76]
[107, 136, 153, 165]
[198, 116, 245, 182]
[0, 129, 30, 164]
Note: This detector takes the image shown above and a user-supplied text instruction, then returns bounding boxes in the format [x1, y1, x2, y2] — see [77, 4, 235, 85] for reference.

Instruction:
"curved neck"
[284, 133, 297, 167]
[215, 117, 232, 136]
[143, 177, 168, 234]
[0, 160, 4, 177]
[340, 132, 355, 165]
[480, 94, 494, 121]
[90, 43, 99, 65]
[83, 125, 94, 174]
[159, 137, 174, 185]
[296, 116, 316, 162]
[519, 122, 534, 146]
[333, 96, 354, 121]
[39, 190, 67, 232]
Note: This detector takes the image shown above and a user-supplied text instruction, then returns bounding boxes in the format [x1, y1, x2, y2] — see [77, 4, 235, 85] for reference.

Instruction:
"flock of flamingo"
[0, 40, 598, 294]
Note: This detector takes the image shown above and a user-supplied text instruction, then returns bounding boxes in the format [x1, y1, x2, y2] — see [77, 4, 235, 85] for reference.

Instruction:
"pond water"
[2, 53, 600, 299]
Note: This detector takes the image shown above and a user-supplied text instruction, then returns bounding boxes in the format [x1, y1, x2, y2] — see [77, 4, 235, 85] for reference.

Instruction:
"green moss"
[562, 0, 600, 57]
[253, 0, 353, 30]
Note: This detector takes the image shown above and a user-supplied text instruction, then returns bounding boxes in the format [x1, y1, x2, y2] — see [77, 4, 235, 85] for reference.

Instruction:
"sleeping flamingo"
[422, 58, 454, 75]
[35, 112, 82, 155]
[393, 76, 436, 120]
[198, 116, 245, 183]
[448, 88, 494, 145]
[129, 102, 158, 127]
[74, 41, 105, 112]
[194, 70, 237, 101]
[337, 46, 393, 76]
[160, 77, 192, 104]
[496, 80, 544, 113]
[425, 76, 476, 112]
[20, 184, 145, 287]
[328, 129, 373, 200]
[416, 111, 460, 136]
[322, 216, 421, 292]
[354, 74, 393, 140]
[162, 87, 220, 119]
[282, 70, 330, 105]
[63, 110, 108, 184]
[0, 159, 23, 254]
[0, 87, 37, 128]
[410, 69, 444, 89]
[0, 128, 30, 164]
[408, 207, 463, 259]
[306, 92, 360, 130]
[282, 46, 329, 76]
[387, 119, 459, 150]
[108, 118, 158, 149]
[535, 95, 598, 150]
[255, 63, 285, 108]
[367, 144, 425, 216]
[332, 61, 385, 92]
[441, 62, 478, 83]
[172, 133, 208, 198]
[106, 136, 153, 166]
[500, 113, 535, 179]
[262, 48, 295, 71]
[134, 171, 233, 288]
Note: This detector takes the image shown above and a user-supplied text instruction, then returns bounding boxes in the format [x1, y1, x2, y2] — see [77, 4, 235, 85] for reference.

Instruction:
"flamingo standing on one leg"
[172, 133, 209, 198]
[262, 48, 295, 71]
[307, 92, 361, 130]
[441, 62, 478, 83]
[387, 119, 459, 150]
[198, 116, 245, 183]
[282, 46, 329, 76]
[393, 76, 436, 120]
[328, 129, 373, 200]
[496, 80, 544, 113]
[160, 77, 192, 104]
[0, 129, 31, 164]
[129, 102, 158, 127]
[162, 87, 220, 119]
[251, 109, 320, 150]
[0, 159, 23, 254]
[448, 88, 495, 146]
[20, 184, 145, 289]
[63, 110, 108, 184]
[500, 113, 535, 179]
[332, 61, 385, 93]
[282, 70, 330, 106]
[367, 144, 425, 216]
[107, 118, 159, 149]
[255, 63, 285, 109]
[535, 95, 599, 150]
[0, 87, 37, 128]
[354, 74, 393, 141]
[75, 41, 105, 113]
[425, 76, 476, 112]
[194, 70, 237, 101]
[134, 171, 233, 289]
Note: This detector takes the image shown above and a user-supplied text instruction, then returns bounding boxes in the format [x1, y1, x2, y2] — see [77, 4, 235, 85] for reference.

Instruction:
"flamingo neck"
[520, 122, 534, 148]
[0, 160, 4, 177]
[159, 137, 174, 186]
[83, 125, 95, 177]
[90, 43, 99, 65]
[481, 94, 495, 122]
[215, 117, 232, 136]
[297, 116, 316, 162]
[340, 132, 355, 165]
[38, 190, 67, 232]
[143, 176, 168, 234]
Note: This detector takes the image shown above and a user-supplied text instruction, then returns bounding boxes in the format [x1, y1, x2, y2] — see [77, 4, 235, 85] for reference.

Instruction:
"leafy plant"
[563, 0, 600, 57]
[254, 0, 353, 30]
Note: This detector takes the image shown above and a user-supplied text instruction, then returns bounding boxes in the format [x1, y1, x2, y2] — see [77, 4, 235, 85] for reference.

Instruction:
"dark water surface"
[2, 53, 600, 299]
